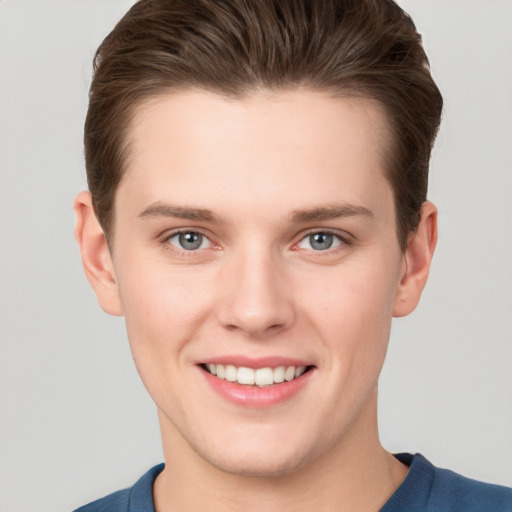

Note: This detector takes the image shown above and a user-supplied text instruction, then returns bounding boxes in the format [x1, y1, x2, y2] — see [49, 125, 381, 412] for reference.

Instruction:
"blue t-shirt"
[73, 453, 512, 511]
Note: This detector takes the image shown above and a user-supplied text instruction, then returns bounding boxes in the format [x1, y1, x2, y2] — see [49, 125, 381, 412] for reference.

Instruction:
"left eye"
[297, 232, 342, 251]
[167, 231, 211, 251]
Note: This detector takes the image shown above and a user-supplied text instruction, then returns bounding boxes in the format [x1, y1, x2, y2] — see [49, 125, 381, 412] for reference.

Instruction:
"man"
[73, 0, 512, 510]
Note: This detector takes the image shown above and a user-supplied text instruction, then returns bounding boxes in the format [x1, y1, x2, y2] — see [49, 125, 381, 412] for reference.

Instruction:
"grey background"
[0, 1, 511, 511]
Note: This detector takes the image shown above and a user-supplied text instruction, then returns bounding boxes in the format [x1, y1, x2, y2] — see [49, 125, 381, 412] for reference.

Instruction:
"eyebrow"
[138, 202, 223, 223]
[138, 201, 373, 224]
[289, 204, 373, 223]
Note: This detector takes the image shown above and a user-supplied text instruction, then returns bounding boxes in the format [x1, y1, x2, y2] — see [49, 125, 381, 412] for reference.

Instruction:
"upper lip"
[198, 355, 314, 369]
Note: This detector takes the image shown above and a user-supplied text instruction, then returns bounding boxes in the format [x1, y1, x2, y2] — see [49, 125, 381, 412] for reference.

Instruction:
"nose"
[216, 247, 295, 338]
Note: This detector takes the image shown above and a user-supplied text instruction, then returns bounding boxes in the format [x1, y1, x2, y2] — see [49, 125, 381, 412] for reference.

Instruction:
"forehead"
[119, 89, 393, 219]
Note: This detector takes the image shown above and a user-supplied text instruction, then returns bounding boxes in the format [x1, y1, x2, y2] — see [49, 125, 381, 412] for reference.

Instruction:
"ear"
[73, 191, 123, 316]
[393, 201, 438, 317]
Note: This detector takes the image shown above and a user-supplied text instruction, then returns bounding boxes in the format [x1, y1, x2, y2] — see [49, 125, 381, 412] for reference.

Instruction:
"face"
[106, 90, 409, 476]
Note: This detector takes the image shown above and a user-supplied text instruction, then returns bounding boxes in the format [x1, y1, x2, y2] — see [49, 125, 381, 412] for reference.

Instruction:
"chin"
[188, 432, 312, 478]
[202, 449, 307, 478]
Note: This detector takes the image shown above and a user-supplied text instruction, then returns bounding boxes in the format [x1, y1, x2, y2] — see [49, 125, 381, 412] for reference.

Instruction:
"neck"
[153, 392, 408, 512]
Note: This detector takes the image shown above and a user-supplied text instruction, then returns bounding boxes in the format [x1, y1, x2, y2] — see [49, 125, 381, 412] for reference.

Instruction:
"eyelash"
[159, 229, 352, 255]
[159, 229, 216, 256]
[293, 230, 351, 252]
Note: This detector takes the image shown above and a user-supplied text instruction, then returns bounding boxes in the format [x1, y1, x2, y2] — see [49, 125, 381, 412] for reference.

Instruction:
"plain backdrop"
[0, 1, 511, 511]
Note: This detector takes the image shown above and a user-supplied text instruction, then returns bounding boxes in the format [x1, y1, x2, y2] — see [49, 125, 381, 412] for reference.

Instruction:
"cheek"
[302, 258, 400, 368]
[114, 255, 216, 367]
[115, 260, 220, 415]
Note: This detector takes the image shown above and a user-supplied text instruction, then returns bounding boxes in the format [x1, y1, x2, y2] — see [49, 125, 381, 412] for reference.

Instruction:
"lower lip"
[200, 367, 313, 408]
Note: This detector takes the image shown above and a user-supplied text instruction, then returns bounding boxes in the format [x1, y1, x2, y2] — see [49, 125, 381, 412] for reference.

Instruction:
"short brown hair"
[85, 0, 442, 249]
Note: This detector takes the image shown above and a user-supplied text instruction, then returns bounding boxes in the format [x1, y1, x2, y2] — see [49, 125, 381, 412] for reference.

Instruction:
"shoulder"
[73, 488, 130, 512]
[430, 463, 512, 512]
[72, 463, 164, 512]
[392, 453, 512, 512]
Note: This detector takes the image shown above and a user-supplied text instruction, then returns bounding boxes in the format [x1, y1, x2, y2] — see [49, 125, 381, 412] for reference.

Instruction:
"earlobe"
[393, 201, 438, 318]
[73, 191, 123, 316]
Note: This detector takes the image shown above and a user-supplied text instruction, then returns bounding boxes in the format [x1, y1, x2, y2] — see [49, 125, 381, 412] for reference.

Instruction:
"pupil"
[310, 233, 333, 250]
[179, 232, 202, 250]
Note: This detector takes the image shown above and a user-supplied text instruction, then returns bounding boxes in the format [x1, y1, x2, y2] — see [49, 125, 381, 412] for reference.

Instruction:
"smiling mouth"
[201, 363, 314, 387]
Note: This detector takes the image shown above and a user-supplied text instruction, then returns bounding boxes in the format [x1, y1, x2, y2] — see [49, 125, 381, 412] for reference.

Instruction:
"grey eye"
[296, 232, 342, 251]
[168, 231, 209, 251]
[179, 232, 203, 250]
[309, 232, 334, 250]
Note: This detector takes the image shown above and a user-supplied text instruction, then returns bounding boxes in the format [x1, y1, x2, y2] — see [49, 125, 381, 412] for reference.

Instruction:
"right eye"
[166, 231, 212, 251]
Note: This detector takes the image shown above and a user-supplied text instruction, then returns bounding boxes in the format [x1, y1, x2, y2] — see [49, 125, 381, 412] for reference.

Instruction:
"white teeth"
[206, 363, 308, 386]
[255, 367, 274, 386]
[273, 366, 285, 383]
[237, 367, 255, 385]
[225, 365, 237, 382]
[216, 364, 225, 379]
[295, 366, 306, 378]
[284, 366, 295, 381]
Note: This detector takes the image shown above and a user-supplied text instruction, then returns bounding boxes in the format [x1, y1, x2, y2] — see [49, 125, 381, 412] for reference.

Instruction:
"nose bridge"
[217, 240, 294, 337]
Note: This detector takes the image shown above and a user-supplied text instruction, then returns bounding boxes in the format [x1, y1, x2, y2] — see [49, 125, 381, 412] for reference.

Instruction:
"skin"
[74, 89, 437, 511]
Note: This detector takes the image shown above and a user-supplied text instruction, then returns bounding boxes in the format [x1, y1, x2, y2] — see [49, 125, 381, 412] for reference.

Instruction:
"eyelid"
[157, 227, 352, 254]
[159, 227, 207, 241]
[292, 229, 352, 251]
[169, 231, 211, 250]
[159, 227, 219, 253]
